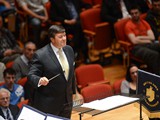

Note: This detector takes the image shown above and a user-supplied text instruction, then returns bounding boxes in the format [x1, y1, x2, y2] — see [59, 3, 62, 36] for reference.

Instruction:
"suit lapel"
[0, 108, 5, 119]
[47, 44, 63, 73]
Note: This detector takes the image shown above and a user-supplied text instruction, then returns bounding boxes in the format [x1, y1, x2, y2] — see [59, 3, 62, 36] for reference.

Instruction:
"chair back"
[80, 8, 101, 32]
[17, 99, 29, 109]
[45, 1, 51, 18]
[93, 0, 102, 5]
[17, 77, 28, 87]
[5, 61, 14, 68]
[75, 64, 105, 89]
[0, 82, 5, 86]
[81, 84, 113, 103]
[83, 0, 93, 5]
[112, 79, 124, 95]
[114, 18, 130, 44]
[80, 8, 112, 50]
[83, 0, 102, 6]
[140, 13, 147, 19]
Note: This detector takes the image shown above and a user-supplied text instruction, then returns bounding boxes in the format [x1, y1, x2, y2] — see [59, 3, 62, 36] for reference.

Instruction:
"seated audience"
[125, 5, 160, 75]
[0, 88, 19, 120]
[101, 0, 149, 24]
[50, 0, 91, 63]
[0, 15, 22, 64]
[146, 0, 160, 42]
[16, 0, 49, 48]
[101, 0, 131, 24]
[100, 0, 149, 38]
[0, 62, 6, 82]
[0, 68, 25, 105]
[13, 42, 36, 81]
[121, 64, 138, 95]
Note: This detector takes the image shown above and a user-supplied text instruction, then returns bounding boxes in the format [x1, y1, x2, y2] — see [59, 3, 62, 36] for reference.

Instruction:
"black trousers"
[132, 43, 160, 75]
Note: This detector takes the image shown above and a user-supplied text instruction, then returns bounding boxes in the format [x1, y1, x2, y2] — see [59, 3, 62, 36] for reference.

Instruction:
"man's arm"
[127, 30, 155, 45]
[20, 4, 48, 22]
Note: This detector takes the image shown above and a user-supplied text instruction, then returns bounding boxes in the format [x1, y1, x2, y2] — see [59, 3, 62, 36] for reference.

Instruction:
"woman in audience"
[121, 64, 138, 95]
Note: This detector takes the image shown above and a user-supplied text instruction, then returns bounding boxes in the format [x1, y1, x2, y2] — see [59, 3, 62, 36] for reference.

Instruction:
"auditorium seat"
[80, 7, 113, 63]
[112, 79, 125, 95]
[81, 84, 113, 103]
[17, 99, 29, 109]
[75, 64, 110, 90]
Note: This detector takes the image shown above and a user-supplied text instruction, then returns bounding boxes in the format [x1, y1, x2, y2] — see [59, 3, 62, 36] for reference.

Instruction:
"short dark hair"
[48, 25, 65, 38]
[129, 5, 141, 14]
[3, 68, 16, 77]
[126, 64, 138, 82]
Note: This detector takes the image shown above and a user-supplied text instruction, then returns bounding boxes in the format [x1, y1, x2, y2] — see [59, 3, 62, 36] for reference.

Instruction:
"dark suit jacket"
[0, 104, 19, 119]
[28, 44, 76, 115]
[101, 0, 132, 24]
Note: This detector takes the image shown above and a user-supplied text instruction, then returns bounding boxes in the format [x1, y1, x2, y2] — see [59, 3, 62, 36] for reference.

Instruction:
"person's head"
[3, 68, 16, 87]
[48, 25, 66, 49]
[0, 88, 10, 108]
[129, 6, 141, 22]
[152, 0, 160, 13]
[23, 41, 36, 61]
[126, 64, 138, 83]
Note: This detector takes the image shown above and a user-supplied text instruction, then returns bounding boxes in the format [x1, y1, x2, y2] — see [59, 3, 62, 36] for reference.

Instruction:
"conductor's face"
[51, 32, 67, 49]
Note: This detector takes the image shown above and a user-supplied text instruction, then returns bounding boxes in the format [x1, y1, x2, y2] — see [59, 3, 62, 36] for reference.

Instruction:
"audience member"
[13, 41, 36, 102]
[0, 68, 25, 105]
[125, 5, 160, 75]
[16, 0, 49, 48]
[50, 0, 91, 63]
[146, 0, 160, 42]
[0, 62, 6, 82]
[0, 15, 22, 64]
[0, 88, 19, 120]
[13, 42, 36, 80]
[121, 64, 138, 95]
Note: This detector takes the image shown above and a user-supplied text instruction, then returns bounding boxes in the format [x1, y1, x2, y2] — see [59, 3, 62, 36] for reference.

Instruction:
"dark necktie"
[6, 109, 12, 120]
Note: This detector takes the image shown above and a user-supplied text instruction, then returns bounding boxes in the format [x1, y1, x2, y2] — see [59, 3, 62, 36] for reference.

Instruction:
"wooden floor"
[103, 58, 126, 85]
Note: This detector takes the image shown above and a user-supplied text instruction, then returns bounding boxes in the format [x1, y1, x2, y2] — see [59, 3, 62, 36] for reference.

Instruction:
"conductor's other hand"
[39, 77, 49, 86]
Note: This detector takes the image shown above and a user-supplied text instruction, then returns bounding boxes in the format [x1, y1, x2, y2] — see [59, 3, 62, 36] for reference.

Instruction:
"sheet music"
[81, 95, 139, 111]
[17, 106, 46, 120]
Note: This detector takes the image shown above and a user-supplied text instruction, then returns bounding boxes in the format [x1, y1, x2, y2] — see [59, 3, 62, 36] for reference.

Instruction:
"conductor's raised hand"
[39, 77, 49, 86]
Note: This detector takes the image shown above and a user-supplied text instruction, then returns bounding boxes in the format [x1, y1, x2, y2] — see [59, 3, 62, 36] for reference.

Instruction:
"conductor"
[28, 25, 76, 118]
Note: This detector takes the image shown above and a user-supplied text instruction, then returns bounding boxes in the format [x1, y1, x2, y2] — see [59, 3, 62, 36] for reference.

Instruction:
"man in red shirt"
[125, 5, 160, 75]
